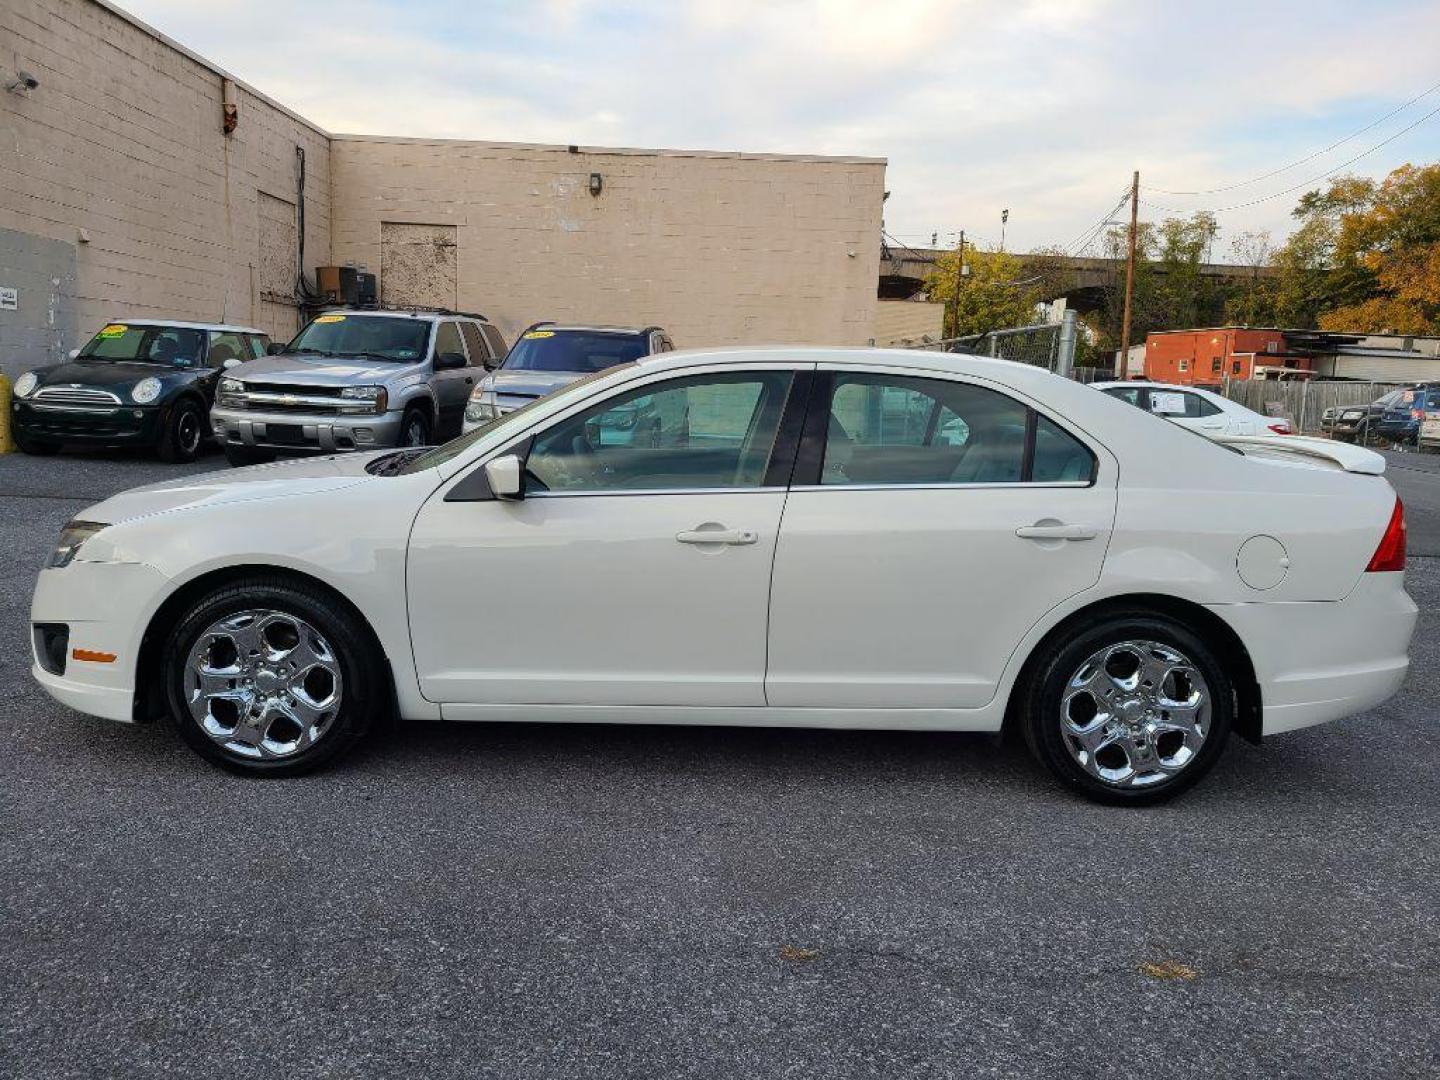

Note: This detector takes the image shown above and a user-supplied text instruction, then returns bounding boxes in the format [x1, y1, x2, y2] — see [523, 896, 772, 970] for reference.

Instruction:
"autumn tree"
[924, 247, 1042, 338]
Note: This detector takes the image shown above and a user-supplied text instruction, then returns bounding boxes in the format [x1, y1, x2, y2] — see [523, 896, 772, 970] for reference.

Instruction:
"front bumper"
[30, 559, 173, 724]
[1209, 572, 1417, 737]
[211, 405, 403, 454]
[12, 398, 163, 444]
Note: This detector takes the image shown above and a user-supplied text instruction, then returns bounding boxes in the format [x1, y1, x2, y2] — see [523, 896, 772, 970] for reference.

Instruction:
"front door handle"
[1015, 522, 1097, 541]
[676, 527, 758, 546]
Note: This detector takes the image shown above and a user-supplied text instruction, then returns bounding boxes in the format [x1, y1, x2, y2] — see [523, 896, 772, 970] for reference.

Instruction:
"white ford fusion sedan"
[31, 348, 1416, 803]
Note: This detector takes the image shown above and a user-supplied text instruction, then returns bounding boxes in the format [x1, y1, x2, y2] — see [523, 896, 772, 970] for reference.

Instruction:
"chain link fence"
[895, 315, 1080, 376]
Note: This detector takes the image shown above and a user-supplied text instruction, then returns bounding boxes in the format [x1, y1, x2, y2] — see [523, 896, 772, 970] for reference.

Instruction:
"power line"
[1141, 100, 1440, 216]
[1063, 188, 1132, 256]
[1149, 78, 1440, 195]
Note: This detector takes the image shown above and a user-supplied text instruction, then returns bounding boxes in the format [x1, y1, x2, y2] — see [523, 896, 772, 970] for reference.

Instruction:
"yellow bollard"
[0, 373, 13, 454]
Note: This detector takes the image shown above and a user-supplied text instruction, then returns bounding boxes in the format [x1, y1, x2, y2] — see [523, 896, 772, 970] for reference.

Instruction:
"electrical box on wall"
[316, 266, 378, 307]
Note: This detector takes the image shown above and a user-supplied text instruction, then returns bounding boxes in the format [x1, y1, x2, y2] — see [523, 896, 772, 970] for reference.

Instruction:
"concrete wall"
[330, 136, 885, 348]
[0, 0, 331, 376]
[871, 299, 944, 346]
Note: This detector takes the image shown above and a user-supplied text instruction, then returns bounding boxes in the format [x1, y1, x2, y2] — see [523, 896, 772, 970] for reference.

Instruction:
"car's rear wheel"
[1020, 613, 1234, 805]
[158, 398, 205, 463]
[223, 444, 276, 467]
[162, 577, 385, 776]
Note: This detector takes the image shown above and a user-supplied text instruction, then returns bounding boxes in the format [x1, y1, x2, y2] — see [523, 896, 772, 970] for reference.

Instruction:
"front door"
[430, 320, 475, 438]
[765, 366, 1118, 710]
[407, 366, 804, 706]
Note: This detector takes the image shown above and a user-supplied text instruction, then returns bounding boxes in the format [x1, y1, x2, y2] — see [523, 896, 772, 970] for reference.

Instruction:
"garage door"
[381, 222, 457, 310]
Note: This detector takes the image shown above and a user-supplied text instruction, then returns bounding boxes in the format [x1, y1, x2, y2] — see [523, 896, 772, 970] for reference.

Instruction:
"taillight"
[1267, 421, 1291, 434]
[1366, 497, 1406, 572]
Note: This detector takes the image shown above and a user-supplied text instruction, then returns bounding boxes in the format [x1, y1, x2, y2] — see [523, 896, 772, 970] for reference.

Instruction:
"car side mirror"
[267, 343, 285, 355]
[435, 352, 468, 371]
[68, 348, 80, 360]
[484, 454, 525, 499]
[484, 356, 501, 371]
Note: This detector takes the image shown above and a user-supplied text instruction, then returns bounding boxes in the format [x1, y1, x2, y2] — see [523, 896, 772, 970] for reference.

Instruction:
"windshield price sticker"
[523, 330, 555, 339]
[315, 314, 346, 324]
[98, 324, 128, 338]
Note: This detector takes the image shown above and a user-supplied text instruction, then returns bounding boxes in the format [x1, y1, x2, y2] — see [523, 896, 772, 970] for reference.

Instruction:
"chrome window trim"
[526, 486, 789, 499]
[788, 480, 1097, 493]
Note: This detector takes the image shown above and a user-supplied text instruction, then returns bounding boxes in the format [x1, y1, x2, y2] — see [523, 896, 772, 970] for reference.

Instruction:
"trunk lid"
[1213, 434, 1386, 475]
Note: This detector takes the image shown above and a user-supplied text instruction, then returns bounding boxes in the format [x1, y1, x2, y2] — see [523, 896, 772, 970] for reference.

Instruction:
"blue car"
[1375, 384, 1438, 445]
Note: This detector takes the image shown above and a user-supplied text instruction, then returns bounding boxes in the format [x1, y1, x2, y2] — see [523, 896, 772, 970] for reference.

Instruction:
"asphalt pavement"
[1, 445, 1437, 1079]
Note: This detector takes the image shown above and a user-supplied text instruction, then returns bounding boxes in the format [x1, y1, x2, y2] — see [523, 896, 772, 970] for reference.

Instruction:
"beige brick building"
[0, 0, 885, 377]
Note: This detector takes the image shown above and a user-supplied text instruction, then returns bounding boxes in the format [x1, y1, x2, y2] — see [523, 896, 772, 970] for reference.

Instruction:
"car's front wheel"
[158, 398, 206, 463]
[162, 577, 386, 775]
[1020, 612, 1234, 805]
[399, 406, 432, 448]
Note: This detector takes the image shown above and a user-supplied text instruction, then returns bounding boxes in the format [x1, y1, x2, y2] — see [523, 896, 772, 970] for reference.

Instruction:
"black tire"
[1019, 611, 1234, 806]
[157, 398, 205, 463]
[399, 405, 432, 448]
[161, 576, 386, 776]
[223, 444, 277, 468]
[14, 431, 60, 455]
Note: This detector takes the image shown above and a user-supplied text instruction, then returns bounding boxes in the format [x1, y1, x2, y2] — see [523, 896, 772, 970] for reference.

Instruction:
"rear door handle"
[1016, 522, 1097, 541]
[676, 528, 758, 546]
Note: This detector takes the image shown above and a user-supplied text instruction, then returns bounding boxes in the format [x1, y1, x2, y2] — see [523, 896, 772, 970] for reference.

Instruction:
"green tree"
[924, 247, 1042, 338]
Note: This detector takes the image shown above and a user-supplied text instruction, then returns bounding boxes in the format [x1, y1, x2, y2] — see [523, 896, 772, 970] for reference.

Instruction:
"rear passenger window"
[818, 373, 1093, 486]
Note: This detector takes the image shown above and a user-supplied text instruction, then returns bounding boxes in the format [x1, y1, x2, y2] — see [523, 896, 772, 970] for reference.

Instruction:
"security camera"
[8, 71, 39, 93]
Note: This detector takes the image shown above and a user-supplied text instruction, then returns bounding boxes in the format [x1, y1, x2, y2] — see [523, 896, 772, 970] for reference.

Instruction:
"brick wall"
[330, 136, 885, 349]
[0, 0, 331, 375]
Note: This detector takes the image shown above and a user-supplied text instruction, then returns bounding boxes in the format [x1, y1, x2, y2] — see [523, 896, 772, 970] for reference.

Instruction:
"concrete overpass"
[879, 246, 1279, 313]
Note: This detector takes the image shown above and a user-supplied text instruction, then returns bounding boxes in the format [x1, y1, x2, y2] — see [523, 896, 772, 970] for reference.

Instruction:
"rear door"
[765, 365, 1118, 709]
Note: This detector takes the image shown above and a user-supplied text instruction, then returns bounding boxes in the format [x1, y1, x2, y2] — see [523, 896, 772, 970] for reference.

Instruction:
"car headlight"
[465, 387, 498, 423]
[49, 520, 107, 569]
[131, 377, 163, 404]
[339, 385, 388, 414]
[13, 371, 39, 398]
[217, 377, 245, 407]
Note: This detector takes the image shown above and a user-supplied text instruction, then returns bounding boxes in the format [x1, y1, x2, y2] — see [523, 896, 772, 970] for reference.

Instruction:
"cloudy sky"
[126, 0, 1440, 259]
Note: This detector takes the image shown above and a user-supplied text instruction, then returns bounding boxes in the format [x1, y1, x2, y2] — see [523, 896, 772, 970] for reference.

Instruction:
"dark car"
[11, 319, 270, 461]
[463, 323, 674, 430]
[1323, 388, 1407, 443]
[1374, 384, 1437, 445]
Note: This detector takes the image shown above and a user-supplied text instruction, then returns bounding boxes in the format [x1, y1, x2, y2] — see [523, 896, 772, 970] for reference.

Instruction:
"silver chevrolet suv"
[211, 308, 506, 465]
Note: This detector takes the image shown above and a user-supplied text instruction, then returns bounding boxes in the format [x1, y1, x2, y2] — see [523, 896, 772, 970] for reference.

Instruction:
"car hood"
[229, 353, 416, 386]
[82, 453, 387, 526]
[31, 359, 185, 390]
[484, 369, 585, 398]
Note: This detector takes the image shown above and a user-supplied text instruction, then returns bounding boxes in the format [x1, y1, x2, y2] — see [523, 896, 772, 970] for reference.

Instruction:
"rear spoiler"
[1213, 434, 1386, 475]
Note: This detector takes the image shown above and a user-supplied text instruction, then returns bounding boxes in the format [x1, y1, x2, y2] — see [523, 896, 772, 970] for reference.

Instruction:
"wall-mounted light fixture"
[589, 173, 603, 197]
[7, 70, 39, 94]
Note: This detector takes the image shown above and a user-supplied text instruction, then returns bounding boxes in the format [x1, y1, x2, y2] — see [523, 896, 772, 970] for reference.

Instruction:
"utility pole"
[1000, 209, 1009, 252]
[950, 230, 966, 340]
[1118, 170, 1140, 367]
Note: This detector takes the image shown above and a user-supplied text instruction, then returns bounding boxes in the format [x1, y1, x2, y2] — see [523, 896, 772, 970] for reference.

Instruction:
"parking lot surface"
[2, 447, 1437, 1079]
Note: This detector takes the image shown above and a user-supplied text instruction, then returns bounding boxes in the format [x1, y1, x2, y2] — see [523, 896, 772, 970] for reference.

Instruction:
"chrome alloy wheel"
[185, 610, 343, 759]
[1060, 640, 1210, 789]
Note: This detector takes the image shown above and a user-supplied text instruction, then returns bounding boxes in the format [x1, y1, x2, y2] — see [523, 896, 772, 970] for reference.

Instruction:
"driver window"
[526, 371, 793, 493]
[208, 332, 249, 368]
[434, 321, 465, 362]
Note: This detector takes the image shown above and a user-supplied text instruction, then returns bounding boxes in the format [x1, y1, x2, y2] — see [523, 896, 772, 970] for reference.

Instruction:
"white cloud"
[121, 0, 1440, 256]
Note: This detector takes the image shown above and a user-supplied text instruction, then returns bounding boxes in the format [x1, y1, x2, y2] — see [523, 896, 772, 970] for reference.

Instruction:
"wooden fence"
[1215, 380, 1407, 435]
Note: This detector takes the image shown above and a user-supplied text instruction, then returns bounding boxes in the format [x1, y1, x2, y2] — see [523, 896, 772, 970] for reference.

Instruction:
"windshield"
[502, 329, 648, 374]
[286, 314, 430, 362]
[78, 323, 206, 367]
[399, 365, 636, 474]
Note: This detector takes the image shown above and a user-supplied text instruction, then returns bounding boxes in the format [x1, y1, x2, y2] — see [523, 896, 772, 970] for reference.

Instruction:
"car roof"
[526, 324, 656, 335]
[106, 318, 268, 334]
[636, 346, 1076, 389]
[317, 308, 488, 323]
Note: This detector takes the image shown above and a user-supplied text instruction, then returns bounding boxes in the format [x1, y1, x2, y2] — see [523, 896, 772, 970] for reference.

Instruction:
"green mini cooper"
[11, 319, 271, 461]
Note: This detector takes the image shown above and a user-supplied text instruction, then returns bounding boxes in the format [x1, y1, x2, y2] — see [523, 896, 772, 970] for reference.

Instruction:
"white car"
[1093, 380, 1292, 436]
[31, 348, 1414, 804]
